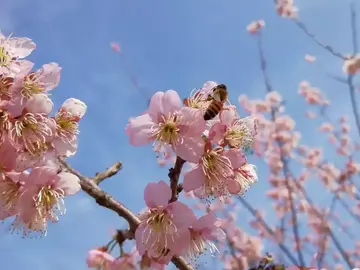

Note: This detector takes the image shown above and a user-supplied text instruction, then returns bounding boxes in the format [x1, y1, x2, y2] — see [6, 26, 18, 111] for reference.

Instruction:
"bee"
[203, 83, 228, 120]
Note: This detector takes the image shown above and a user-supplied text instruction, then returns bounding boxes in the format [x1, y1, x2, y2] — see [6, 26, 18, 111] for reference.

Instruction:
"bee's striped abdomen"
[204, 100, 223, 120]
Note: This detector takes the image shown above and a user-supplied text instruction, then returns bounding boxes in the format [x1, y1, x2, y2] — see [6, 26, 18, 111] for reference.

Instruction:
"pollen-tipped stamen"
[0, 177, 21, 212]
[225, 119, 253, 149]
[21, 73, 45, 99]
[55, 111, 79, 141]
[34, 185, 66, 222]
[0, 47, 11, 67]
[142, 210, 178, 258]
[152, 113, 181, 152]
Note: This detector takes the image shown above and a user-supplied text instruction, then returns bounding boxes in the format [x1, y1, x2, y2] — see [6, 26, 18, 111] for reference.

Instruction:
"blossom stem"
[168, 156, 186, 203]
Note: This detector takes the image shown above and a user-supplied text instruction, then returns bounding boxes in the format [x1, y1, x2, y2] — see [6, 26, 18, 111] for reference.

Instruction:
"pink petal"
[219, 109, 237, 126]
[148, 91, 164, 121]
[26, 94, 53, 115]
[61, 98, 87, 118]
[201, 81, 217, 93]
[168, 201, 196, 229]
[57, 172, 81, 195]
[162, 90, 182, 116]
[38, 62, 61, 91]
[7, 37, 36, 58]
[53, 137, 78, 157]
[144, 181, 171, 208]
[15, 152, 39, 172]
[27, 166, 59, 186]
[179, 107, 205, 136]
[208, 122, 227, 143]
[223, 149, 246, 169]
[135, 223, 147, 256]
[192, 213, 217, 231]
[183, 166, 205, 192]
[126, 114, 154, 146]
[169, 228, 191, 256]
[174, 136, 204, 163]
[226, 178, 241, 194]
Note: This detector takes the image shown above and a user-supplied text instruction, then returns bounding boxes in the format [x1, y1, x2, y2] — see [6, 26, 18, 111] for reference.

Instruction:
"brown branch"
[58, 158, 194, 270]
[93, 161, 122, 185]
[168, 156, 186, 203]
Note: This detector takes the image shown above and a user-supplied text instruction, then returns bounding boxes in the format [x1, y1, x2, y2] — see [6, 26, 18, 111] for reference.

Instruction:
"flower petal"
[175, 136, 204, 163]
[135, 223, 147, 256]
[192, 213, 217, 231]
[61, 98, 87, 119]
[57, 172, 81, 195]
[183, 166, 205, 192]
[162, 90, 182, 116]
[144, 181, 171, 208]
[226, 178, 241, 194]
[223, 149, 246, 169]
[126, 114, 154, 146]
[168, 201, 196, 229]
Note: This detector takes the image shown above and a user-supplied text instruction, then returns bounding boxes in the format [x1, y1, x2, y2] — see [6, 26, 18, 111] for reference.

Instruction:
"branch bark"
[59, 158, 194, 270]
[168, 156, 186, 203]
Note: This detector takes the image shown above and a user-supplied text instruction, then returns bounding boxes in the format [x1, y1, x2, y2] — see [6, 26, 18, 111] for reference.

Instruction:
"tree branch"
[93, 161, 122, 185]
[168, 156, 186, 203]
[293, 20, 346, 60]
[58, 158, 194, 270]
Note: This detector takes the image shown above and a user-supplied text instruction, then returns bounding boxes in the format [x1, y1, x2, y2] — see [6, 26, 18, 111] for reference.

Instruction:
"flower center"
[11, 113, 53, 154]
[21, 73, 45, 99]
[225, 119, 253, 149]
[34, 185, 65, 222]
[152, 113, 181, 151]
[0, 47, 11, 67]
[142, 209, 178, 258]
[55, 111, 79, 141]
[0, 76, 13, 100]
[0, 177, 21, 212]
[201, 147, 233, 197]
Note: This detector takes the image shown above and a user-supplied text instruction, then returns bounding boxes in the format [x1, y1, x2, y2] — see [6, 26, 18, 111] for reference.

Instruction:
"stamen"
[0, 46, 11, 67]
[21, 72, 45, 99]
[152, 113, 181, 152]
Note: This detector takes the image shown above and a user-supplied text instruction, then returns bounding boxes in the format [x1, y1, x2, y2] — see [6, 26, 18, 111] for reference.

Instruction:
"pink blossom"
[185, 213, 225, 259]
[110, 42, 121, 53]
[52, 98, 87, 157]
[183, 145, 246, 198]
[0, 32, 36, 76]
[10, 62, 61, 109]
[209, 108, 258, 149]
[86, 248, 115, 269]
[9, 112, 56, 154]
[126, 90, 206, 162]
[135, 181, 196, 263]
[0, 172, 25, 220]
[227, 163, 258, 195]
[12, 166, 80, 236]
[247, 20, 265, 34]
[108, 254, 137, 270]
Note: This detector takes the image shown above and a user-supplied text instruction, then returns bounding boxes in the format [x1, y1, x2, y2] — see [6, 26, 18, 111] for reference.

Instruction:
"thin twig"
[168, 156, 186, 203]
[237, 197, 298, 265]
[93, 161, 122, 185]
[293, 20, 346, 60]
[257, 32, 305, 267]
[348, 2, 360, 139]
[58, 158, 194, 270]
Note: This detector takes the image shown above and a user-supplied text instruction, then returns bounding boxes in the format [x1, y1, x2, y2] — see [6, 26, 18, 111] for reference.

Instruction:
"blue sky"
[0, 0, 359, 269]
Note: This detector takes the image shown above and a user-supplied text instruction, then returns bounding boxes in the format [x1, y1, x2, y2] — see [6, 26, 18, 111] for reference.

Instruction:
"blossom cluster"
[0, 33, 86, 236]
[123, 81, 259, 267]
